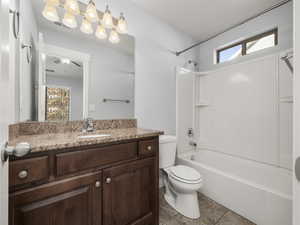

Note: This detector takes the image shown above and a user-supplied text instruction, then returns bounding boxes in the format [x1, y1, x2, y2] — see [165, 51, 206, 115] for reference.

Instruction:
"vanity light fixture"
[64, 0, 80, 15]
[42, 4, 59, 22]
[95, 23, 107, 39]
[102, 5, 114, 29]
[62, 11, 77, 28]
[109, 29, 120, 44]
[46, 0, 60, 7]
[117, 13, 128, 34]
[85, 0, 99, 23]
[42, 0, 128, 43]
[80, 17, 94, 34]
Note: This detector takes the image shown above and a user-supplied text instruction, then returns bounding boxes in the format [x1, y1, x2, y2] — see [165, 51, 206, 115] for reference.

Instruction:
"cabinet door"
[10, 172, 102, 225]
[103, 158, 158, 225]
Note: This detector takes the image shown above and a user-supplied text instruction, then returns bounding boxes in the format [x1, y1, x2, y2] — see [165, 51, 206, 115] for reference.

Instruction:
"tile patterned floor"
[159, 189, 256, 225]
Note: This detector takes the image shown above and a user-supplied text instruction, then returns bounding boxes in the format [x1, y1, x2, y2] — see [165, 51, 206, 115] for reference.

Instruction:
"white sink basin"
[78, 134, 111, 139]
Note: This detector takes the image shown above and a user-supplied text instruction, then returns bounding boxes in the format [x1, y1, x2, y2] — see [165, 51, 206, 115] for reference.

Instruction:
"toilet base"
[164, 187, 200, 219]
[161, 167, 202, 219]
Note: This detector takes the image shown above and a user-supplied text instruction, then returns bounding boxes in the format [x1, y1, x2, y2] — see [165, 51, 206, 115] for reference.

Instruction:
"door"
[294, 1, 300, 224]
[0, 0, 16, 224]
[10, 172, 102, 225]
[103, 158, 156, 225]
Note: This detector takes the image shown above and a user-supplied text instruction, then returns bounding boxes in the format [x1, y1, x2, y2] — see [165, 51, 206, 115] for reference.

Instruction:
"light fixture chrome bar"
[281, 54, 294, 73]
[103, 98, 130, 103]
[57, 2, 118, 25]
[175, 0, 292, 56]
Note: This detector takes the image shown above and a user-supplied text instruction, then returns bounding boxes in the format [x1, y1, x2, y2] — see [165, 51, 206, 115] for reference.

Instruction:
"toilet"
[159, 135, 203, 219]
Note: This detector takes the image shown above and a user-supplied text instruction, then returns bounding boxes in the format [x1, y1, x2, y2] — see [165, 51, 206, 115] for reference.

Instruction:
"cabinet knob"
[18, 170, 28, 179]
[147, 146, 152, 151]
[106, 177, 112, 184]
[95, 181, 101, 188]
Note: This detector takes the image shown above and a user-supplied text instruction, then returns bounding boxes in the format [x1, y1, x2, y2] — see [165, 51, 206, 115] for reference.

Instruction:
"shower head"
[187, 60, 198, 67]
[183, 60, 199, 71]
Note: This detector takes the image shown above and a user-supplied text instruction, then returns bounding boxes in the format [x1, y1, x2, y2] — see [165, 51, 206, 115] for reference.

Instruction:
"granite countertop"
[9, 128, 163, 153]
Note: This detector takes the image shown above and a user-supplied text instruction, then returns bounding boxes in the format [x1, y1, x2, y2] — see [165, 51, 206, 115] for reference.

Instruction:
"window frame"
[216, 28, 278, 64]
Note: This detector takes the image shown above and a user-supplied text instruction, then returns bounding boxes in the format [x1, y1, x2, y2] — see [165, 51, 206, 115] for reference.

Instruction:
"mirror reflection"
[19, 0, 135, 122]
[45, 56, 83, 121]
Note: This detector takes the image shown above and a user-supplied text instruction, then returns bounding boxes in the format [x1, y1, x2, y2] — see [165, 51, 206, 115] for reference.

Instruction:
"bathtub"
[177, 150, 292, 225]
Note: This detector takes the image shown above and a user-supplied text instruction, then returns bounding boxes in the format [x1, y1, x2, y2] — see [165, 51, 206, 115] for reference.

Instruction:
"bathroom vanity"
[8, 120, 162, 225]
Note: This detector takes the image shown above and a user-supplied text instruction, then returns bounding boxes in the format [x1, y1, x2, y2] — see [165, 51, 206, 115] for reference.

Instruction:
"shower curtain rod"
[175, 0, 292, 56]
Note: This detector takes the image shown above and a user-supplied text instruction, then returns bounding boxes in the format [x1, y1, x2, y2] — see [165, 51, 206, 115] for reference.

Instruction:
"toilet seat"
[169, 165, 202, 184]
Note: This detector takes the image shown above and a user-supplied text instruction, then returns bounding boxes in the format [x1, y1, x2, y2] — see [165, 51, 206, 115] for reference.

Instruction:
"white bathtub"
[177, 150, 292, 225]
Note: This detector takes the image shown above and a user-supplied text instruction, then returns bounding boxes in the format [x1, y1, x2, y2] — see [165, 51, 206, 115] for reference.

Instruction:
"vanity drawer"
[9, 156, 49, 187]
[139, 138, 158, 157]
[56, 142, 138, 176]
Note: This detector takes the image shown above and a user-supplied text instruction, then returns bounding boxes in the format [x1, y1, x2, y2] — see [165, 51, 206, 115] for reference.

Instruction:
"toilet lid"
[170, 165, 202, 182]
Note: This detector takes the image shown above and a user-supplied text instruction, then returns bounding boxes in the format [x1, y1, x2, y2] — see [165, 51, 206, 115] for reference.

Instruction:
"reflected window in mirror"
[46, 87, 70, 121]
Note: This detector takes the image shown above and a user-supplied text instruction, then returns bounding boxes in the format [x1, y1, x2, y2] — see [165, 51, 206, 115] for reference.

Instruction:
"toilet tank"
[159, 135, 177, 169]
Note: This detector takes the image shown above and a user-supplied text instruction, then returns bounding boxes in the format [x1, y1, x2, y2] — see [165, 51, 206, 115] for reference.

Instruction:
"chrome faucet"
[82, 118, 95, 133]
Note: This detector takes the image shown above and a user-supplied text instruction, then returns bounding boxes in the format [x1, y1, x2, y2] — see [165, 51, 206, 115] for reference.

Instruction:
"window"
[216, 29, 278, 64]
[45, 87, 71, 121]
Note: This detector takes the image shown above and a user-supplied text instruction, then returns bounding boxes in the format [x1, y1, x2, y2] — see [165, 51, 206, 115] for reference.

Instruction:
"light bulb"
[64, 0, 80, 15]
[102, 5, 113, 29]
[42, 4, 59, 22]
[95, 24, 107, 39]
[117, 13, 128, 34]
[46, 0, 60, 7]
[109, 29, 120, 44]
[85, 0, 98, 23]
[62, 12, 77, 28]
[61, 58, 71, 64]
[80, 18, 93, 34]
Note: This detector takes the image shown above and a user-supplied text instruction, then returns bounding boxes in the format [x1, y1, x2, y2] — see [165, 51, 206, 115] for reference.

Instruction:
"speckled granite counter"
[8, 128, 163, 153]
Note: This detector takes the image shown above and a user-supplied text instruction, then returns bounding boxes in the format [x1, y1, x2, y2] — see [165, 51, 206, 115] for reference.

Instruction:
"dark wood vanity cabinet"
[9, 137, 159, 225]
[103, 158, 157, 225]
[10, 171, 102, 225]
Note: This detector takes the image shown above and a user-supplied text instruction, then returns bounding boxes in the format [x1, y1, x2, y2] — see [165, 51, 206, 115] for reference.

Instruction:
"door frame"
[293, 1, 300, 224]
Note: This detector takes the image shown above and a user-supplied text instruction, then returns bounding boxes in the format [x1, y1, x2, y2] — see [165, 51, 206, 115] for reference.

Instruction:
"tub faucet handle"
[189, 141, 197, 147]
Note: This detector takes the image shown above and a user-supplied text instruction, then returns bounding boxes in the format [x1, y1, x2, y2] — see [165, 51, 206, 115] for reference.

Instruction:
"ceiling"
[46, 56, 83, 79]
[130, 0, 285, 40]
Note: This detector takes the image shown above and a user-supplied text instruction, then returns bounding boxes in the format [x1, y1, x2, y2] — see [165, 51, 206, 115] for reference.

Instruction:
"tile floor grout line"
[213, 210, 229, 225]
[160, 188, 256, 225]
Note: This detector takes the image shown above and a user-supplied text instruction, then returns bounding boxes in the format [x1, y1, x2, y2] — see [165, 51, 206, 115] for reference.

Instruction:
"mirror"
[45, 56, 83, 121]
[18, 0, 135, 122]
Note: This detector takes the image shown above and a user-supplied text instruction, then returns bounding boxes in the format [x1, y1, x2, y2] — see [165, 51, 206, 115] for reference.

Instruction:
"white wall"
[89, 0, 198, 134]
[19, 0, 39, 121]
[42, 28, 135, 120]
[197, 2, 293, 70]
[46, 75, 83, 121]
